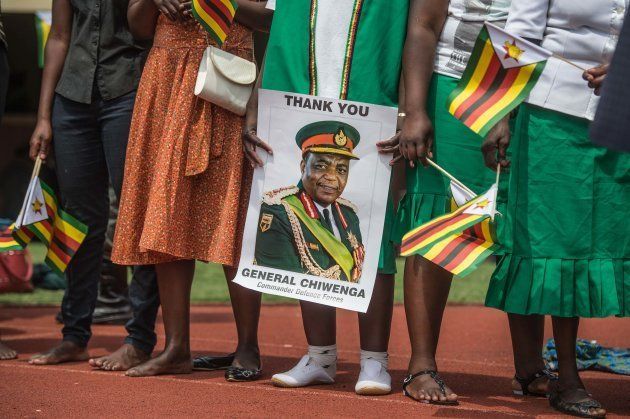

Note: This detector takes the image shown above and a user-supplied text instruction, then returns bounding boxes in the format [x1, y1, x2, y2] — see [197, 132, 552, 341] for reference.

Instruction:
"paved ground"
[1, 305, 629, 418]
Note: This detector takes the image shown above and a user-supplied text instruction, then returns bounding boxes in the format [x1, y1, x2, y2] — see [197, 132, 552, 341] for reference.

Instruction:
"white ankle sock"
[308, 344, 337, 376]
[360, 350, 388, 370]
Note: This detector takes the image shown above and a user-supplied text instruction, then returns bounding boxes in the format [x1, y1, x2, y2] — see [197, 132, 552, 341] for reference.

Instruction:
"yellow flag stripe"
[469, 64, 536, 132]
[217, 0, 236, 15]
[46, 249, 66, 271]
[451, 241, 494, 275]
[31, 222, 53, 243]
[55, 218, 87, 244]
[43, 189, 58, 216]
[422, 234, 460, 260]
[448, 41, 496, 114]
[403, 215, 483, 255]
[193, 2, 228, 40]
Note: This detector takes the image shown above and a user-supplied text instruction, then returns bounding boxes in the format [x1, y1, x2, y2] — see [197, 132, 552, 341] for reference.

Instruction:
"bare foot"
[125, 348, 192, 377]
[0, 341, 18, 360]
[404, 371, 458, 404]
[29, 341, 89, 365]
[89, 344, 150, 371]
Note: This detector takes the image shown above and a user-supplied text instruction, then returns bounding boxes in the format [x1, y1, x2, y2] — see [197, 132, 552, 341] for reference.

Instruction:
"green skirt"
[392, 73, 503, 244]
[485, 104, 630, 318]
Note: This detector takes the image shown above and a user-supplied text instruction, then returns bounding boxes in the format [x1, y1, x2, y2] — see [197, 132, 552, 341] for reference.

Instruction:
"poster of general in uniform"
[234, 89, 397, 313]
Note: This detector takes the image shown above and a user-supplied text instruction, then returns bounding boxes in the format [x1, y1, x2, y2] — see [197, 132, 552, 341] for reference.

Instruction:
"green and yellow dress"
[262, 0, 409, 274]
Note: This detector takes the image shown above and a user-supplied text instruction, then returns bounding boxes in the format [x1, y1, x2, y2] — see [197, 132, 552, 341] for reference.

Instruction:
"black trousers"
[52, 90, 159, 352]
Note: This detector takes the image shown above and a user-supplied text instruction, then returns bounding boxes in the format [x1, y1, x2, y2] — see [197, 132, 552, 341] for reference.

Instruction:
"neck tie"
[322, 209, 334, 235]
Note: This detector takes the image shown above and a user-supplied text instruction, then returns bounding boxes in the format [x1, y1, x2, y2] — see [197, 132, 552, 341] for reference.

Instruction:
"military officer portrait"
[254, 121, 365, 283]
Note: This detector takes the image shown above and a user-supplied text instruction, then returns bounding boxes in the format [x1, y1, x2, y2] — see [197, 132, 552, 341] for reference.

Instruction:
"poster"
[233, 89, 397, 312]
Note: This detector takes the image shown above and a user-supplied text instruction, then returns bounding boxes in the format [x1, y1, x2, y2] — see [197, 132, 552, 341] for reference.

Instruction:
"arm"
[242, 57, 273, 167]
[398, 0, 448, 167]
[127, 0, 160, 40]
[29, 0, 73, 161]
[255, 205, 303, 273]
[504, 0, 550, 40]
[234, 1, 274, 33]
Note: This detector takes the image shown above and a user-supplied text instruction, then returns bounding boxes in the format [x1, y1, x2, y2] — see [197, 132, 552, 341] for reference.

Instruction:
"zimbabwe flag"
[191, 0, 238, 46]
[401, 185, 499, 277]
[5, 179, 88, 276]
[447, 22, 552, 137]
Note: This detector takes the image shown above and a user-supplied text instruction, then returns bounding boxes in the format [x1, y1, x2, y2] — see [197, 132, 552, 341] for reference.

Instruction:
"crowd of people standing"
[1, 0, 628, 417]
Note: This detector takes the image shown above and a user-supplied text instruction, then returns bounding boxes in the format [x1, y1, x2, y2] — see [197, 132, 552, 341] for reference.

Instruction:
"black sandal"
[549, 385, 606, 418]
[402, 370, 459, 406]
[225, 366, 262, 382]
[192, 353, 235, 371]
[513, 368, 558, 397]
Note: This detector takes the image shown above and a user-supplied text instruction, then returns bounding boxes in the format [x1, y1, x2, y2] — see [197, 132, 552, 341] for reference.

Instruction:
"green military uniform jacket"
[255, 186, 365, 282]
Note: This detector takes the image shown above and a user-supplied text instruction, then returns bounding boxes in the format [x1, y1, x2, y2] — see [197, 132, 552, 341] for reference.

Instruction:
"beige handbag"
[194, 46, 257, 116]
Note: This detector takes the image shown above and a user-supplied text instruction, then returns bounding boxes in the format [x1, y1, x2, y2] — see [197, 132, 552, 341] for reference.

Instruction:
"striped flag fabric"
[446, 22, 552, 137]
[3, 179, 88, 276]
[401, 185, 499, 276]
[191, 0, 238, 46]
[0, 227, 25, 252]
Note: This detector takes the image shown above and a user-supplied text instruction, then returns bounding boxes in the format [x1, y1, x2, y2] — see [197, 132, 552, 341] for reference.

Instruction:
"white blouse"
[505, 0, 628, 120]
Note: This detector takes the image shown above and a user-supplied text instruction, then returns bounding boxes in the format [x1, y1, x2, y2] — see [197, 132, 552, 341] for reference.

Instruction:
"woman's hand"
[583, 64, 609, 96]
[153, 0, 190, 21]
[481, 116, 511, 170]
[376, 114, 406, 166]
[29, 118, 53, 161]
[242, 104, 273, 168]
[398, 111, 434, 168]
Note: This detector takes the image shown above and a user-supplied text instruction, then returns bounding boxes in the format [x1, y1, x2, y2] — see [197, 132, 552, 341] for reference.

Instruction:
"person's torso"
[262, 0, 409, 107]
[508, 0, 628, 120]
[56, 0, 150, 104]
[435, 0, 511, 78]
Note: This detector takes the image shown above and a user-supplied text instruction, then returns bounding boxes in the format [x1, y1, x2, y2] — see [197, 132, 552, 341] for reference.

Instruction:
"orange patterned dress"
[112, 17, 253, 266]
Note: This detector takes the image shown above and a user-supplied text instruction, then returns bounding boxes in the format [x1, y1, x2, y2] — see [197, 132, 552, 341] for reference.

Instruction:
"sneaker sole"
[355, 385, 391, 396]
[271, 376, 334, 388]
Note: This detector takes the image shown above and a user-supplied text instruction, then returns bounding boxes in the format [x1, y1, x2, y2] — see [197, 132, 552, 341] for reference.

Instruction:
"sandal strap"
[514, 368, 558, 392]
[402, 370, 447, 397]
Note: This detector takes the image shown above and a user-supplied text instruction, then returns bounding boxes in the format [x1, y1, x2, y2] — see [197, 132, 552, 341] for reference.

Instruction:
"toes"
[111, 363, 122, 371]
[447, 393, 458, 402]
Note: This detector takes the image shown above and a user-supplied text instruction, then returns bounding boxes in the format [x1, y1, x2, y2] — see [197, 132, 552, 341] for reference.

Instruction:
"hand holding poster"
[233, 90, 397, 313]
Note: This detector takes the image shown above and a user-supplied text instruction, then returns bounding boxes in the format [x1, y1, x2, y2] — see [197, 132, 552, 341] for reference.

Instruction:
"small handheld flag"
[446, 22, 552, 137]
[401, 178, 500, 277]
[191, 0, 238, 46]
[1, 160, 88, 276]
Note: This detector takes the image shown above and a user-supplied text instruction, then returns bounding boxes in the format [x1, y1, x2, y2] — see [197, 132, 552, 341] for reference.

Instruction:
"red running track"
[1, 305, 629, 418]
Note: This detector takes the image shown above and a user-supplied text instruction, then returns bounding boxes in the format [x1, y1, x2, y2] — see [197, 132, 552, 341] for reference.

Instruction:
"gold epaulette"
[336, 196, 358, 213]
[262, 185, 299, 206]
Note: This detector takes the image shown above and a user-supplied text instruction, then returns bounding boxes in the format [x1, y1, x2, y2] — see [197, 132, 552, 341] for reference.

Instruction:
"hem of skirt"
[112, 246, 238, 267]
[485, 253, 630, 318]
[391, 192, 449, 244]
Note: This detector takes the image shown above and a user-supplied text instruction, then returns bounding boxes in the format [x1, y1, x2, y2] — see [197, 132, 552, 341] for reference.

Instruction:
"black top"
[56, 0, 150, 104]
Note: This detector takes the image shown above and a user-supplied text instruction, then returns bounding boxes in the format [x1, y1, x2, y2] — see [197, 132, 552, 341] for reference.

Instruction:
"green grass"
[0, 244, 492, 306]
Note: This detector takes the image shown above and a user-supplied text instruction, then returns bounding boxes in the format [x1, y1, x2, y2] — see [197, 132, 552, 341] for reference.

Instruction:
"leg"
[224, 265, 261, 369]
[30, 95, 107, 365]
[90, 265, 158, 371]
[126, 260, 194, 377]
[355, 273, 395, 395]
[549, 316, 606, 417]
[90, 91, 160, 371]
[508, 313, 551, 395]
[300, 300, 336, 346]
[403, 255, 458, 403]
[358, 273, 394, 352]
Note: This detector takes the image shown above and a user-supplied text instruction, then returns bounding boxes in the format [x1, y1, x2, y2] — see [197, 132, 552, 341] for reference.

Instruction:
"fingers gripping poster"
[234, 90, 397, 312]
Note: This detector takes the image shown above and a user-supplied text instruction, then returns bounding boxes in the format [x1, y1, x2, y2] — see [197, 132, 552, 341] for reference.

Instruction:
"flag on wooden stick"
[34, 11, 52, 68]
[191, 0, 238, 46]
[1, 160, 88, 276]
[446, 22, 552, 137]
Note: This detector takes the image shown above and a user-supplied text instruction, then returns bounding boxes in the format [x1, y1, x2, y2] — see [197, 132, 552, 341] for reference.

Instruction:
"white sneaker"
[271, 355, 335, 388]
[355, 358, 391, 395]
